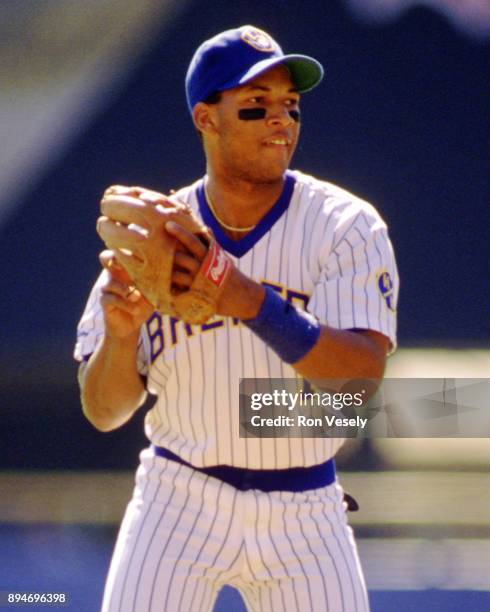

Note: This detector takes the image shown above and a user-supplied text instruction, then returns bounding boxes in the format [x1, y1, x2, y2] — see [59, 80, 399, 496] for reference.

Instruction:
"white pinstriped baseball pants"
[101, 449, 370, 612]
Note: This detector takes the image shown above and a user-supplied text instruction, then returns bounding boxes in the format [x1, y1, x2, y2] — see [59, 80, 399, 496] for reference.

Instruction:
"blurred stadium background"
[1, 0, 489, 610]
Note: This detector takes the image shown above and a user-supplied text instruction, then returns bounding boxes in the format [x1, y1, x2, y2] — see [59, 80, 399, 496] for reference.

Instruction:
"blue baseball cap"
[185, 25, 324, 113]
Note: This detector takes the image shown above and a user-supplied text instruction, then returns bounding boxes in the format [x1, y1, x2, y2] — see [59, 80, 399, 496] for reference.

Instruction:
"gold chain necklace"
[204, 183, 256, 233]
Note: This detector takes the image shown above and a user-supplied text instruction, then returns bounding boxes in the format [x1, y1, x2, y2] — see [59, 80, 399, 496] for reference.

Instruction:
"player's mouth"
[262, 135, 292, 149]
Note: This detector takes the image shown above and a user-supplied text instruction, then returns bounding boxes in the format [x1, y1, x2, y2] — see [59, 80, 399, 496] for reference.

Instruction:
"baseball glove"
[96, 185, 232, 324]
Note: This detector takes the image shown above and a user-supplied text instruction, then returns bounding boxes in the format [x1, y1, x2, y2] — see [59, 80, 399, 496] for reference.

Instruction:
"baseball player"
[75, 25, 398, 612]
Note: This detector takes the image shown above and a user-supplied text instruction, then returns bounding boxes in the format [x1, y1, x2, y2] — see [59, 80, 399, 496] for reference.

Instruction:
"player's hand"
[99, 250, 154, 339]
[164, 220, 207, 290]
[165, 222, 265, 320]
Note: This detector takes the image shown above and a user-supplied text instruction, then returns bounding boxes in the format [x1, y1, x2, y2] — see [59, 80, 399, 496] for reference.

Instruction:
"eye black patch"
[237, 108, 301, 122]
[238, 108, 267, 120]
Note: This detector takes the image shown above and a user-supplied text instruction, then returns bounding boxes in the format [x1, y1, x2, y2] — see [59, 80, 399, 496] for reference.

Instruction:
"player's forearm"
[79, 332, 146, 432]
[292, 327, 387, 381]
[217, 268, 265, 320]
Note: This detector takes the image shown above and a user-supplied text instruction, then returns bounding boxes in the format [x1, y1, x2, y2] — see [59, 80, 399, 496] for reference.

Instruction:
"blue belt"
[151, 445, 336, 492]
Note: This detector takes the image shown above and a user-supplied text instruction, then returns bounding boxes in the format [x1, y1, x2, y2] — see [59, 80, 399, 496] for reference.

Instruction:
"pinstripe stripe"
[152, 383, 170, 447]
[197, 583, 218, 612]
[264, 493, 288, 610]
[252, 491, 273, 580]
[294, 494, 338, 612]
[291, 491, 317, 610]
[111, 456, 164, 612]
[372, 227, 384, 329]
[242, 524, 259, 583]
[186, 572, 208, 612]
[325, 486, 367, 611]
[273, 490, 313, 610]
[142, 463, 190, 610]
[295, 182, 307, 292]
[276, 490, 301, 610]
[159, 471, 209, 611]
[342, 237, 358, 326]
[193, 335, 208, 466]
[335, 277, 342, 328]
[352, 227, 371, 328]
[313, 199, 335, 277]
[200, 485, 240, 581]
[167, 356, 182, 449]
[298, 193, 324, 470]
[278, 204, 292, 286]
[238, 329, 250, 467]
[312, 436, 320, 467]
[258, 582, 275, 611]
[299, 415, 308, 466]
[333, 246, 344, 278]
[186, 564, 207, 610]
[277, 208, 288, 286]
[248, 242, 260, 468]
[263, 227, 275, 470]
[277, 205, 294, 382]
[130, 462, 188, 611]
[149, 355, 170, 392]
[273, 377, 282, 470]
[358, 213, 381, 333]
[212, 330, 219, 465]
[236, 574, 259, 611]
[235, 256, 248, 467]
[177, 341, 194, 451]
[225, 319, 234, 465]
[165, 429, 182, 456]
[321, 280, 328, 321]
[217, 324, 231, 464]
[183, 479, 225, 611]
[185, 337, 199, 450]
[309, 490, 346, 611]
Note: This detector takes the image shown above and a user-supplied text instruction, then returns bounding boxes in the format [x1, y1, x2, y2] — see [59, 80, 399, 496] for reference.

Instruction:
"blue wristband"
[243, 287, 321, 364]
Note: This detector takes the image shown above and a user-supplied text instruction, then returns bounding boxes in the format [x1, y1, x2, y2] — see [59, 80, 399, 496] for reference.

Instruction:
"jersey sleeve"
[307, 203, 399, 350]
[73, 270, 150, 376]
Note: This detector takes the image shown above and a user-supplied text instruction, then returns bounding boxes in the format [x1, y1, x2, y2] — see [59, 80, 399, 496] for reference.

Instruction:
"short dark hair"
[202, 91, 222, 105]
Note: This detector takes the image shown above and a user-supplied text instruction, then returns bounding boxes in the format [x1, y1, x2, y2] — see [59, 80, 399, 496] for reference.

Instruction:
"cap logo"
[241, 27, 276, 52]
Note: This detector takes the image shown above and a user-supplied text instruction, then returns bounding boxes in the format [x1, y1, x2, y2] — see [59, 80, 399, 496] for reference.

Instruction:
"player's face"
[209, 65, 301, 184]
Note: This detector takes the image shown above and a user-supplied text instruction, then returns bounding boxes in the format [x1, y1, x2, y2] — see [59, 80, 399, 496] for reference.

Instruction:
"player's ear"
[193, 102, 217, 135]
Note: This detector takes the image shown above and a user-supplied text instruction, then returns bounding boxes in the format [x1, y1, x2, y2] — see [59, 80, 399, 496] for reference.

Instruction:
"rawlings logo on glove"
[204, 243, 231, 286]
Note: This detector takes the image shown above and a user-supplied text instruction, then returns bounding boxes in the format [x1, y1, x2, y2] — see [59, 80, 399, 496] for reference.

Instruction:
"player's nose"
[266, 106, 294, 127]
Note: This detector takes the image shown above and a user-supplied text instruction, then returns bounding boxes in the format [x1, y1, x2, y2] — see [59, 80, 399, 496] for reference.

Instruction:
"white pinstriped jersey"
[75, 169, 398, 469]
